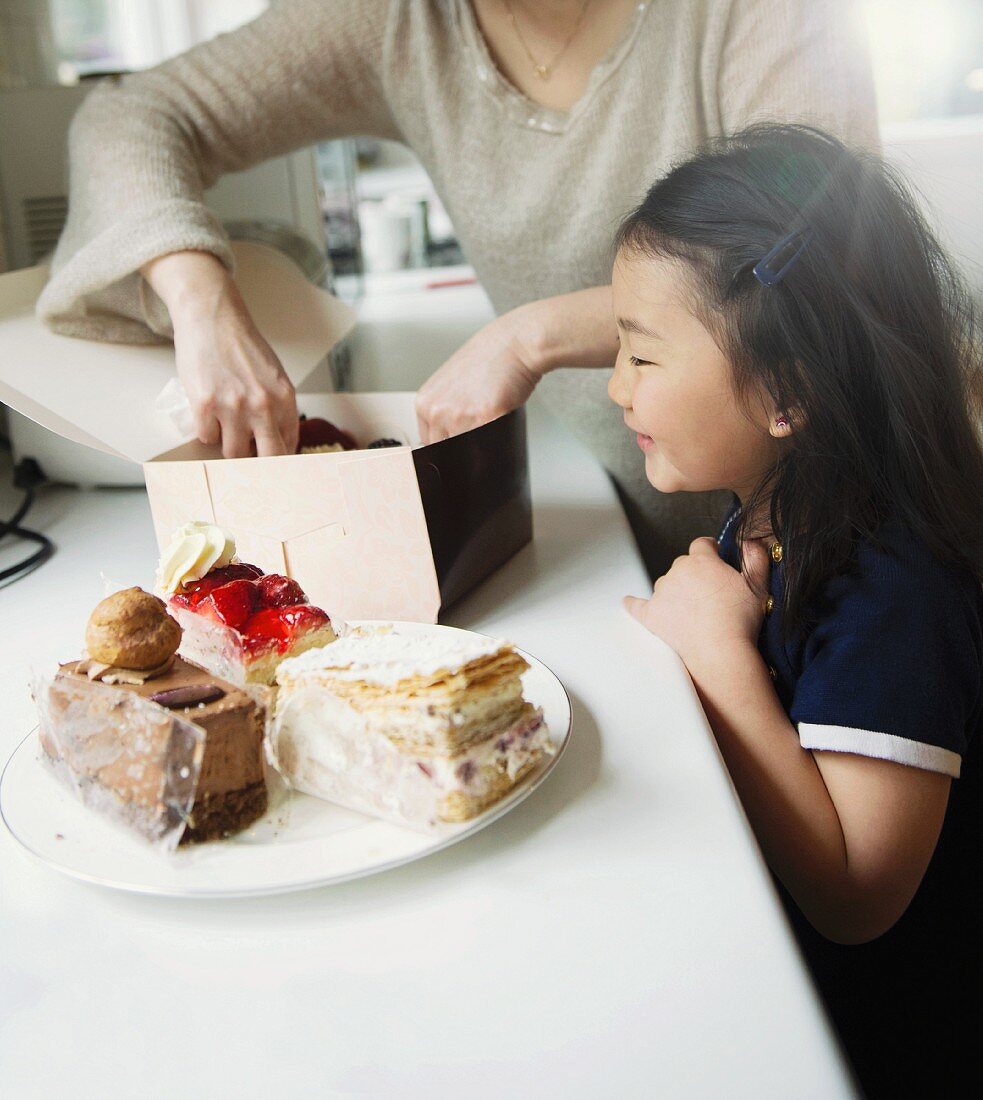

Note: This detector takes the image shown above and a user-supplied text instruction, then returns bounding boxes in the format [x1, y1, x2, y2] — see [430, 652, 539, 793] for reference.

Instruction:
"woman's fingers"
[195, 411, 222, 447]
[218, 411, 253, 459]
[278, 403, 299, 455]
[245, 375, 295, 457]
[416, 392, 458, 445]
[268, 370, 298, 453]
[415, 311, 544, 447]
[252, 421, 287, 458]
[173, 277, 300, 458]
[414, 394, 432, 446]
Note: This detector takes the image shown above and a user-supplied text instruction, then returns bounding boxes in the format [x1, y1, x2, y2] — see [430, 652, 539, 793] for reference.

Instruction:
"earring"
[775, 415, 789, 430]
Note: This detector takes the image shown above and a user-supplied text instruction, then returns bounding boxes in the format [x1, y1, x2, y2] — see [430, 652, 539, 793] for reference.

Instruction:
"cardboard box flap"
[0, 241, 355, 463]
[413, 406, 532, 609]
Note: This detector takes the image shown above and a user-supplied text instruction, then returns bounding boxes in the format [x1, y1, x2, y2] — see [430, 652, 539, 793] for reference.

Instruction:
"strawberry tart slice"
[157, 522, 337, 688]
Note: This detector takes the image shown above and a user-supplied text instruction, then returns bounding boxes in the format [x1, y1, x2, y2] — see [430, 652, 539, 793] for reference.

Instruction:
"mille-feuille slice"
[268, 627, 554, 827]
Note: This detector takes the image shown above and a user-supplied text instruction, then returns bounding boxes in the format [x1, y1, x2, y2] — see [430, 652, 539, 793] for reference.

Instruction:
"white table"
[0, 404, 855, 1099]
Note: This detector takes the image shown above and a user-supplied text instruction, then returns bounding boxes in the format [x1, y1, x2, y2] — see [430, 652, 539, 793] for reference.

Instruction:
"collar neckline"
[454, 0, 652, 134]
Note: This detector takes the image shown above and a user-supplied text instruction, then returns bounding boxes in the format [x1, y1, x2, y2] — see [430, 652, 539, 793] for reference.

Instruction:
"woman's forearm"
[141, 250, 234, 322]
[516, 286, 619, 376]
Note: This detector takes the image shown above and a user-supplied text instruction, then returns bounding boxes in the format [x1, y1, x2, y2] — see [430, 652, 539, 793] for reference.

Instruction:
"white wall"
[883, 116, 983, 300]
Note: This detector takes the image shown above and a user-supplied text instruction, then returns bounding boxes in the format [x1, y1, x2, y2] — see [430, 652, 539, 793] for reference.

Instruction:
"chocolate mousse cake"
[36, 588, 267, 846]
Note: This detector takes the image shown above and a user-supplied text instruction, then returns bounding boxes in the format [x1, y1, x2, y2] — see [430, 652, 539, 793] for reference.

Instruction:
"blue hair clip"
[752, 227, 813, 288]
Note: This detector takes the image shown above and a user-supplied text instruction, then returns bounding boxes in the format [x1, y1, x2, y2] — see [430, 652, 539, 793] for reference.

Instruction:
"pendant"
[534, 64, 551, 80]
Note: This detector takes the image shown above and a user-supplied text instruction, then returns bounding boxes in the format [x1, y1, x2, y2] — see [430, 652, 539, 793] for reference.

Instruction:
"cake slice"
[268, 626, 554, 827]
[35, 588, 267, 848]
[157, 522, 336, 687]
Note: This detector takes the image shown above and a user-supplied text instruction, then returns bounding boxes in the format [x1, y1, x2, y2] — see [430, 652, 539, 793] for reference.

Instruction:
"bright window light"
[859, 0, 983, 123]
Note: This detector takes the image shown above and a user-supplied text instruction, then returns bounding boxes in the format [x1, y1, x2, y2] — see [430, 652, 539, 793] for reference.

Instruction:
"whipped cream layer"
[157, 521, 237, 594]
[269, 688, 551, 829]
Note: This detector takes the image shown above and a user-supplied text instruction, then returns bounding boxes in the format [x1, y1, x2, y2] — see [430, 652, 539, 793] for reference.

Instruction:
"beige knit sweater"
[38, 0, 878, 574]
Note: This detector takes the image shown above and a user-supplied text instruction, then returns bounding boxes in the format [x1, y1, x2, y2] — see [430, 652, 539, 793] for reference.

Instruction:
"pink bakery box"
[0, 246, 532, 623]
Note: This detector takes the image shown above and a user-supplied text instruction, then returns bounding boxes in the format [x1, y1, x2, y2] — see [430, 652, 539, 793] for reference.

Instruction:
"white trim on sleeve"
[797, 723, 962, 778]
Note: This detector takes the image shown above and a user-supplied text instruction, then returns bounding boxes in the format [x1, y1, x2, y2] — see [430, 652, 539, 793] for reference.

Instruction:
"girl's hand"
[143, 251, 299, 458]
[415, 307, 545, 444]
[623, 537, 771, 669]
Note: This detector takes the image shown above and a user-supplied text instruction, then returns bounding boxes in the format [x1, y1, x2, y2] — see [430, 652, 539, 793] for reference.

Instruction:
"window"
[48, 0, 268, 80]
[860, 0, 983, 124]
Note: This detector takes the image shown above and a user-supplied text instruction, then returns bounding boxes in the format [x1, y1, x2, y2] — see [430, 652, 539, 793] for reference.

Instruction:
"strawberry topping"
[241, 604, 332, 656]
[257, 574, 307, 608]
[176, 562, 263, 608]
[197, 578, 260, 632]
[170, 560, 331, 662]
[296, 417, 357, 453]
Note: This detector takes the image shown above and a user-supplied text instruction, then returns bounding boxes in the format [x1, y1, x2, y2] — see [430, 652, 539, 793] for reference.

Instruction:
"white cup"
[359, 200, 412, 273]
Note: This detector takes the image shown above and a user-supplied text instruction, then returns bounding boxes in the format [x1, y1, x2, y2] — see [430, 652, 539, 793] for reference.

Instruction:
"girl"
[611, 124, 983, 1098]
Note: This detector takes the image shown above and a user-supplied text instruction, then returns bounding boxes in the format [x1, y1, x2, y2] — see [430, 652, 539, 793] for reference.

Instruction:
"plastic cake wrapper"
[165, 602, 330, 698]
[33, 671, 206, 851]
[168, 603, 253, 689]
[154, 376, 196, 438]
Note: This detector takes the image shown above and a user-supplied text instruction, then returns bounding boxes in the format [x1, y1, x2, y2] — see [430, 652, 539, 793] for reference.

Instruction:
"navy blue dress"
[717, 501, 983, 1099]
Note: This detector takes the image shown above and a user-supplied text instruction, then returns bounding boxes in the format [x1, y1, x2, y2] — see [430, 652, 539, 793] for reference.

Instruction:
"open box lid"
[0, 241, 356, 463]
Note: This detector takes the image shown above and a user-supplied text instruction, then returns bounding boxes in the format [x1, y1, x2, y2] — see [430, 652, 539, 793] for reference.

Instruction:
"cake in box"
[157, 521, 337, 687]
[35, 588, 267, 847]
[268, 626, 554, 828]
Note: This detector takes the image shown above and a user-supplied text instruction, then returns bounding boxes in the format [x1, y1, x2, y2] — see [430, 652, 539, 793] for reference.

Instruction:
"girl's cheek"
[632, 374, 664, 430]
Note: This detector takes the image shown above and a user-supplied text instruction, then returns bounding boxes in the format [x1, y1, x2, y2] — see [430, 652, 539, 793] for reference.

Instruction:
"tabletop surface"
[0, 402, 855, 1099]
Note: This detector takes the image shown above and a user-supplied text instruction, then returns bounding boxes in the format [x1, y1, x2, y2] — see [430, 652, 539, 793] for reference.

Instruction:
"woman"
[38, 0, 877, 576]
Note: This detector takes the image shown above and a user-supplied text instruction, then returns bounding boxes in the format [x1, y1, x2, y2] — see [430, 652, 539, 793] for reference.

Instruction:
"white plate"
[0, 623, 571, 898]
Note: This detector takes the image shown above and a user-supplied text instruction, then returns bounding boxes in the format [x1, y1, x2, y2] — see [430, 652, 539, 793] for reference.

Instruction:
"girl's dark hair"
[617, 123, 983, 634]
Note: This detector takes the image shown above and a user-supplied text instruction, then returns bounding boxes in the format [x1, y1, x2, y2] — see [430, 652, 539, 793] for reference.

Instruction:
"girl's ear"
[768, 405, 802, 439]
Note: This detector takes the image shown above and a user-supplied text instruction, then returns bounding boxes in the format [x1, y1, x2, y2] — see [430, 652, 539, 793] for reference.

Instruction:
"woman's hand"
[415, 286, 620, 444]
[414, 305, 546, 444]
[624, 537, 771, 671]
[142, 251, 298, 458]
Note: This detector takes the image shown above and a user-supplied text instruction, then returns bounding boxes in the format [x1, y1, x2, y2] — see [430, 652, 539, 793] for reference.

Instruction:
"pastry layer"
[277, 629, 531, 755]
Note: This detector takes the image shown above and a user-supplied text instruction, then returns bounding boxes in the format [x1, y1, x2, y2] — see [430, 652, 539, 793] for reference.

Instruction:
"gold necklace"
[501, 0, 594, 81]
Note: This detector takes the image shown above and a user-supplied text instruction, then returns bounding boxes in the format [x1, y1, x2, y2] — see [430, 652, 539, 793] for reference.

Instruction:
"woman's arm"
[141, 251, 298, 457]
[626, 538, 952, 945]
[37, 0, 399, 455]
[415, 285, 618, 443]
[37, 0, 398, 344]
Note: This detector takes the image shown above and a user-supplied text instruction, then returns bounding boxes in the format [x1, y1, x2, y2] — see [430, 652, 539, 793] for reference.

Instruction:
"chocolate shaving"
[150, 683, 226, 709]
